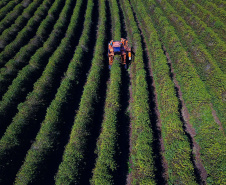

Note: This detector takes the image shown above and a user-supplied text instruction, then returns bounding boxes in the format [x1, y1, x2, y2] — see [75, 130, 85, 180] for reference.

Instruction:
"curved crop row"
[0, 0, 70, 139]
[157, 0, 226, 138]
[148, 0, 226, 183]
[0, 0, 22, 21]
[120, 0, 156, 184]
[204, 0, 226, 11]
[0, 0, 30, 38]
[55, 0, 106, 184]
[14, 0, 93, 183]
[180, 0, 226, 42]
[0, 0, 44, 47]
[0, 0, 61, 98]
[0, 0, 85, 183]
[131, 0, 198, 184]
[90, 0, 122, 183]
[0, 0, 15, 10]
[0, 0, 52, 67]
[196, 0, 226, 24]
[164, 0, 226, 74]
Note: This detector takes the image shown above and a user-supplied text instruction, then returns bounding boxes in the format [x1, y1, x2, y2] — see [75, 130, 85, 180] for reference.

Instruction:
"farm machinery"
[108, 38, 132, 69]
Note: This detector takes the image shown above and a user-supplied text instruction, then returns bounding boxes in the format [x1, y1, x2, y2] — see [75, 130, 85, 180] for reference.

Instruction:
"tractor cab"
[110, 41, 122, 53]
[108, 38, 131, 69]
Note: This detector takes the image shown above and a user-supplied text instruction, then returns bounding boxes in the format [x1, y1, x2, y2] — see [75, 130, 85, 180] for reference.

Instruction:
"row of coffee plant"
[0, 0, 53, 67]
[15, 0, 93, 183]
[157, 0, 226, 137]
[0, 0, 68, 138]
[55, 0, 107, 184]
[162, 0, 226, 74]
[180, 0, 226, 42]
[120, 0, 157, 183]
[0, 0, 23, 21]
[91, 0, 122, 183]
[0, 0, 85, 184]
[196, 0, 226, 24]
[131, 0, 198, 183]
[0, 0, 45, 46]
[0, 0, 28, 36]
[148, 0, 226, 183]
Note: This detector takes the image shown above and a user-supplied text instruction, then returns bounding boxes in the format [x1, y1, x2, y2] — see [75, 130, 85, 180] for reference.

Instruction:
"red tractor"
[108, 38, 132, 69]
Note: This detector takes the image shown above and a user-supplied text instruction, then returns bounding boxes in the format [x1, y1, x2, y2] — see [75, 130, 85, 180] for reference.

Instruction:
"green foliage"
[157, 0, 226, 141]
[164, 0, 226, 74]
[0, 0, 27, 35]
[0, 0, 45, 46]
[131, 0, 198, 184]
[148, 0, 226, 183]
[120, 0, 156, 184]
[180, 0, 226, 42]
[0, 0, 66, 137]
[109, 0, 121, 40]
[0, 0, 53, 68]
[0, 0, 22, 21]
[198, 0, 226, 24]
[0, 0, 84, 183]
[90, 58, 121, 185]
[55, 0, 107, 184]
[14, 0, 94, 183]
[90, 0, 122, 183]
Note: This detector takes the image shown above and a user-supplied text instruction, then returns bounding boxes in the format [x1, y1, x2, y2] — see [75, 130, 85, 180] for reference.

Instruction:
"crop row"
[165, 0, 226, 74]
[14, 0, 94, 183]
[0, 0, 64, 99]
[181, 0, 226, 42]
[0, 0, 62, 98]
[131, 0, 199, 184]
[0, 0, 85, 183]
[0, 0, 52, 68]
[157, 0, 226, 140]
[120, 0, 157, 184]
[108, 0, 121, 40]
[90, 0, 122, 183]
[0, 0, 15, 10]
[148, 0, 226, 183]
[0, 0, 44, 48]
[0, 0, 66, 137]
[54, 0, 106, 184]
[204, 0, 226, 11]
[0, 0, 29, 37]
[196, 0, 226, 24]
[91, 57, 121, 184]
[0, 0, 22, 21]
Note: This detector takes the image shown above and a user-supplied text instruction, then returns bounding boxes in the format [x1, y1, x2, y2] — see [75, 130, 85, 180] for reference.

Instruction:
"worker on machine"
[108, 38, 132, 69]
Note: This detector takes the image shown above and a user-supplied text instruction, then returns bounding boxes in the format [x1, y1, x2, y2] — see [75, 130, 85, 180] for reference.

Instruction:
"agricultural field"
[0, 0, 225, 184]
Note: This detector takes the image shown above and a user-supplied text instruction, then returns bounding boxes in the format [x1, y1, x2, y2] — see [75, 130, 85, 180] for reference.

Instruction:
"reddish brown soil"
[210, 103, 225, 136]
